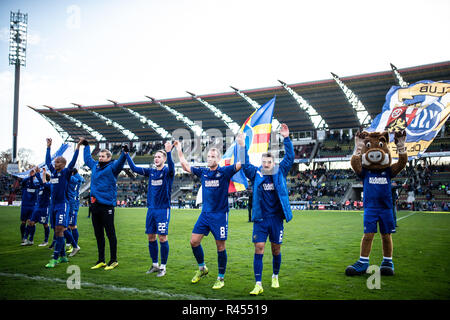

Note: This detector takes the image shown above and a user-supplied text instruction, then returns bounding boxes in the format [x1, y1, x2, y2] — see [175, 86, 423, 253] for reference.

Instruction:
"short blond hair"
[208, 147, 221, 158]
[99, 149, 112, 159]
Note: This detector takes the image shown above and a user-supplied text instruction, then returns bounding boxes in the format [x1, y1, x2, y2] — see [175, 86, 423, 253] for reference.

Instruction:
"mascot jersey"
[358, 167, 393, 209]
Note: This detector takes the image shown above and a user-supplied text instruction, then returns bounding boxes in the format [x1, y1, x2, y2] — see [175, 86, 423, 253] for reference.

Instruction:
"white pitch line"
[397, 212, 416, 222]
[0, 272, 208, 300]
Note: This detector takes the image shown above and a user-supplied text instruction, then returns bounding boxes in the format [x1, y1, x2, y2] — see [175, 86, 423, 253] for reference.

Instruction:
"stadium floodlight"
[107, 99, 171, 139]
[27, 106, 72, 142]
[72, 103, 139, 141]
[42, 105, 106, 142]
[390, 63, 409, 88]
[331, 72, 371, 126]
[9, 11, 28, 163]
[186, 91, 241, 134]
[230, 86, 281, 131]
[144, 96, 204, 137]
[278, 80, 328, 129]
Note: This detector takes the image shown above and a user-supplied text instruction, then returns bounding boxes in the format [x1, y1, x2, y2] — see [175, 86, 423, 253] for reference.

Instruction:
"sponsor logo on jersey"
[151, 179, 163, 186]
[50, 178, 59, 184]
[369, 177, 388, 185]
[205, 180, 220, 188]
[262, 183, 275, 191]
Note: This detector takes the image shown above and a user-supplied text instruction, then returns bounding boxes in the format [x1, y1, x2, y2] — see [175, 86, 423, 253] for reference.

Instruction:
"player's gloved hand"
[122, 144, 129, 153]
[394, 130, 407, 154]
[82, 140, 89, 146]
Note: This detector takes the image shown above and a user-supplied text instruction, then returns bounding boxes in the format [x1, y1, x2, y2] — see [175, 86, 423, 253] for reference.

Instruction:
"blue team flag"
[367, 80, 450, 160]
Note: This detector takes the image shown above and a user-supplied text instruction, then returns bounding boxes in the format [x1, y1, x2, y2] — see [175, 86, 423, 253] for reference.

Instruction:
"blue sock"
[20, 223, 26, 239]
[64, 229, 77, 247]
[71, 228, 79, 245]
[217, 250, 227, 279]
[28, 225, 36, 241]
[160, 241, 169, 265]
[192, 245, 204, 267]
[53, 236, 64, 260]
[273, 254, 281, 275]
[44, 226, 50, 242]
[148, 240, 159, 264]
[24, 225, 30, 240]
[254, 253, 264, 282]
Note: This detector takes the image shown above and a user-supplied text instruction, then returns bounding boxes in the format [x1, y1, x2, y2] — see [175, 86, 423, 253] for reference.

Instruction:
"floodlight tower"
[9, 10, 28, 163]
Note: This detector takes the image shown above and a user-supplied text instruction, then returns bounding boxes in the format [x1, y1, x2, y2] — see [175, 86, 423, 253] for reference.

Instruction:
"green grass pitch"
[0, 206, 449, 300]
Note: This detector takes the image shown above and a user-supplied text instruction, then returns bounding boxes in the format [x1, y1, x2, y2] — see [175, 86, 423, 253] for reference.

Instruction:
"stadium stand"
[2, 62, 449, 211]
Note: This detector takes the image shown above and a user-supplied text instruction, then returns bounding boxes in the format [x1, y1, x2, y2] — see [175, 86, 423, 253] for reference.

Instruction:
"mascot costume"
[345, 129, 407, 276]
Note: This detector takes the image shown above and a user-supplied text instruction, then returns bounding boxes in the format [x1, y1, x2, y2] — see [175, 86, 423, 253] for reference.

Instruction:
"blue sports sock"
[160, 241, 169, 265]
[20, 223, 26, 239]
[71, 228, 79, 245]
[148, 240, 159, 264]
[24, 225, 30, 240]
[44, 226, 50, 242]
[192, 245, 204, 266]
[64, 229, 77, 247]
[254, 253, 264, 282]
[28, 225, 36, 241]
[217, 249, 227, 279]
[273, 253, 281, 275]
[53, 236, 64, 259]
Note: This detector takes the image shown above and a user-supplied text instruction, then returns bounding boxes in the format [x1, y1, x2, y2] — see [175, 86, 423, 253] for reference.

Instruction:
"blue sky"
[1, 0, 449, 164]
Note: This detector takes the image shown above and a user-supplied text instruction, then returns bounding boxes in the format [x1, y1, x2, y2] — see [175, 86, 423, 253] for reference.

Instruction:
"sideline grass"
[0, 207, 449, 300]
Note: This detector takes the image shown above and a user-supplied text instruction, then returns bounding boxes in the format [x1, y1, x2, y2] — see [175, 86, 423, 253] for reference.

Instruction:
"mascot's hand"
[394, 130, 407, 154]
[354, 130, 367, 155]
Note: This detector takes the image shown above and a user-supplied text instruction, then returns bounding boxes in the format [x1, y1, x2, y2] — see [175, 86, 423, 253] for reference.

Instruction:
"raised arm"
[112, 148, 127, 176]
[125, 152, 148, 176]
[175, 141, 192, 174]
[236, 133, 257, 181]
[67, 149, 80, 171]
[350, 131, 365, 177]
[165, 141, 175, 177]
[278, 124, 294, 177]
[35, 167, 44, 186]
[45, 138, 55, 174]
[391, 130, 408, 177]
[80, 137, 97, 170]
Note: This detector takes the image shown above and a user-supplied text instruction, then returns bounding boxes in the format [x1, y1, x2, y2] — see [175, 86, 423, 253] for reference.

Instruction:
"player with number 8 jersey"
[176, 142, 242, 289]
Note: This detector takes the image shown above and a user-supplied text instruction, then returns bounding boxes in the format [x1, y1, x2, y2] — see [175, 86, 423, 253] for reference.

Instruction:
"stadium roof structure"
[32, 61, 450, 143]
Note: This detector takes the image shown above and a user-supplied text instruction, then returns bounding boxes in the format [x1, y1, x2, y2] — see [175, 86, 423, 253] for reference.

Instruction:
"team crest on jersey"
[215, 172, 221, 178]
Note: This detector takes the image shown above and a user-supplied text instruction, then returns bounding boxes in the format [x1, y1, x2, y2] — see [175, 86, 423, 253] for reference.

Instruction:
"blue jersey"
[191, 165, 237, 213]
[46, 148, 79, 205]
[67, 173, 85, 202]
[125, 152, 175, 209]
[21, 176, 40, 207]
[359, 167, 393, 209]
[258, 175, 283, 218]
[35, 173, 51, 208]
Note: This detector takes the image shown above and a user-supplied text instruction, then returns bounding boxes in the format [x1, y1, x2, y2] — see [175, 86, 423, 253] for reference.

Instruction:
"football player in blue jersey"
[65, 168, 85, 257]
[44, 138, 82, 268]
[125, 141, 175, 277]
[237, 124, 294, 295]
[24, 167, 51, 247]
[20, 167, 40, 245]
[345, 130, 407, 276]
[176, 141, 242, 289]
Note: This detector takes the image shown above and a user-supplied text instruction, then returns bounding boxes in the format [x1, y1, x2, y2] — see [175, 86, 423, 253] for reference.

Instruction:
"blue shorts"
[20, 205, 34, 222]
[192, 211, 228, 240]
[31, 207, 49, 225]
[146, 208, 171, 235]
[49, 202, 69, 228]
[364, 208, 396, 234]
[252, 214, 284, 244]
[68, 201, 80, 226]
